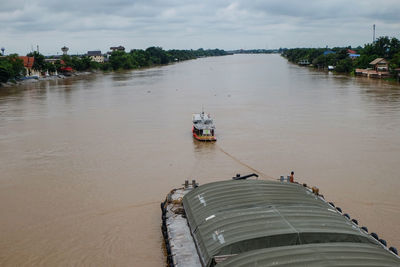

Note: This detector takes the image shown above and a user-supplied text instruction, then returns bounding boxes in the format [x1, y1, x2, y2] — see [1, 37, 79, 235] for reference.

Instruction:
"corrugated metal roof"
[182, 180, 383, 267]
[370, 58, 388, 65]
[217, 243, 400, 266]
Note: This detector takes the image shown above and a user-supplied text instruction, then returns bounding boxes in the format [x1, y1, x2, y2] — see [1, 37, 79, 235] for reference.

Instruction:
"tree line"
[104, 47, 229, 71]
[0, 47, 230, 84]
[282, 36, 400, 74]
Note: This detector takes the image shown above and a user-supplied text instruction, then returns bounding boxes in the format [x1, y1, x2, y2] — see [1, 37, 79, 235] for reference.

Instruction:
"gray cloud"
[1, 0, 399, 55]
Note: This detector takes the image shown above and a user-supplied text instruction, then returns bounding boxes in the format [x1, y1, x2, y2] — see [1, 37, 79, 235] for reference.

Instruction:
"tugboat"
[192, 112, 216, 141]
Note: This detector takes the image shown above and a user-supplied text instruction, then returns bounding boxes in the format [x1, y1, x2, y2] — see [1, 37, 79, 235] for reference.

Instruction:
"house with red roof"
[19, 56, 40, 77]
[44, 58, 74, 76]
[347, 49, 360, 59]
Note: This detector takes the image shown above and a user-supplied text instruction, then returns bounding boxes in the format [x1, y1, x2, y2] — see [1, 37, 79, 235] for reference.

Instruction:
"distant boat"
[298, 59, 310, 65]
[328, 65, 335, 71]
[192, 112, 216, 141]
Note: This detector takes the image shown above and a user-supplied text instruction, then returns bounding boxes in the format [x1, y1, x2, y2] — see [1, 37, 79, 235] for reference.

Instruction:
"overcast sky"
[1, 0, 399, 55]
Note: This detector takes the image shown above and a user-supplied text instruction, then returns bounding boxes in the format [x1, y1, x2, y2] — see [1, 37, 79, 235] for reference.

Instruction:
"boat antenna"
[202, 105, 204, 114]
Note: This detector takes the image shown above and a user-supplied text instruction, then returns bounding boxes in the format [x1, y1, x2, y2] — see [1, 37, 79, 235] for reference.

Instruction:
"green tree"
[146, 47, 169, 65]
[336, 49, 349, 60]
[109, 51, 133, 70]
[61, 55, 72, 68]
[354, 54, 377, 69]
[374, 36, 391, 58]
[89, 61, 101, 70]
[27, 51, 46, 72]
[335, 58, 353, 73]
[101, 62, 112, 71]
[389, 51, 400, 74]
[0, 59, 12, 83]
[45, 62, 56, 74]
[312, 55, 326, 68]
[130, 49, 150, 67]
[0, 54, 25, 82]
[389, 37, 400, 58]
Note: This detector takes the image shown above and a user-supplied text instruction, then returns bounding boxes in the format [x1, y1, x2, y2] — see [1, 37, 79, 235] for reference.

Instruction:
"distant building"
[44, 58, 63, 75]
[87, 50, 104, 63]
[323, 50, 335, 56]
[355, 58, 390, 78]
[61, 46, 69, 55]
[370, 58, 388, 71]
[110, 46, 125, 52]
[59, 66, 74, 76]
[19, 56, 40, 77]
[348, 54, 360, 59]
[347, 49, 360, 59]
[44, 58, 59, 64]
[298, 59, 310, 65]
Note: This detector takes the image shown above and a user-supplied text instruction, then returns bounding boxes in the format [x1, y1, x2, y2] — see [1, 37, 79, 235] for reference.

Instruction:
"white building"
[87, 51, 104, 63]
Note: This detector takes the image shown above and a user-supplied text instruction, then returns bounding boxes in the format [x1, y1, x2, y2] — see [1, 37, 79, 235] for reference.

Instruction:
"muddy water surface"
[1, 54, 400, 266]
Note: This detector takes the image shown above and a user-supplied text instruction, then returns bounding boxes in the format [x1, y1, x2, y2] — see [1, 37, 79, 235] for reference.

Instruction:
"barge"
[192, 112, 216, 141]
[161, 174, 400, 266]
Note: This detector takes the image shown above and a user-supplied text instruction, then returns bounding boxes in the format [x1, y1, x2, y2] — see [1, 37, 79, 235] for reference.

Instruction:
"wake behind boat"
[192, 112, 216, 141]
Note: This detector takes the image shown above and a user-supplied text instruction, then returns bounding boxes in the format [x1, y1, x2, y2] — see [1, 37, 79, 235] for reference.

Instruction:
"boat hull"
[192, 127, 216, 141]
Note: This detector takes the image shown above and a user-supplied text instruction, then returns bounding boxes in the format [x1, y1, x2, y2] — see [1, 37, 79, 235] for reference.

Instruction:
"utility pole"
[373, 24, 376, 43]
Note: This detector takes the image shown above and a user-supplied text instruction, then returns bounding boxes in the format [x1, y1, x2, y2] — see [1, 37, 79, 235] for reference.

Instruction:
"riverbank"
[0, 71, 94, 88]
[285, 58, 400, 83]
[0, 47, 231, 88]
[281, 37, 400, 79]
[300, 63, 400, 86]
[0, 56, 199, 89]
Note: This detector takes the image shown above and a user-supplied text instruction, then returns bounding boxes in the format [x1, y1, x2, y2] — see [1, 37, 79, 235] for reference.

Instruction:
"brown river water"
[1, 54, 400, 266]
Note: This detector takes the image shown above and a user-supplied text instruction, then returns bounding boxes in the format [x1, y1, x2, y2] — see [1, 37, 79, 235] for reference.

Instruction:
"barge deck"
[161, 176, 400, 266]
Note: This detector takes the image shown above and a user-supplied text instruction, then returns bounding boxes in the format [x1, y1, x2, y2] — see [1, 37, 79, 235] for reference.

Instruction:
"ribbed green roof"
[182, 180, 382, 267]
[217, 243, 400, 267]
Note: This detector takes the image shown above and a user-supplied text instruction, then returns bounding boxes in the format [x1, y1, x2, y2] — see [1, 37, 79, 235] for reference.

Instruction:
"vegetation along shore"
[0, 47, 230, 87]
[282, 36, 400, 81]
